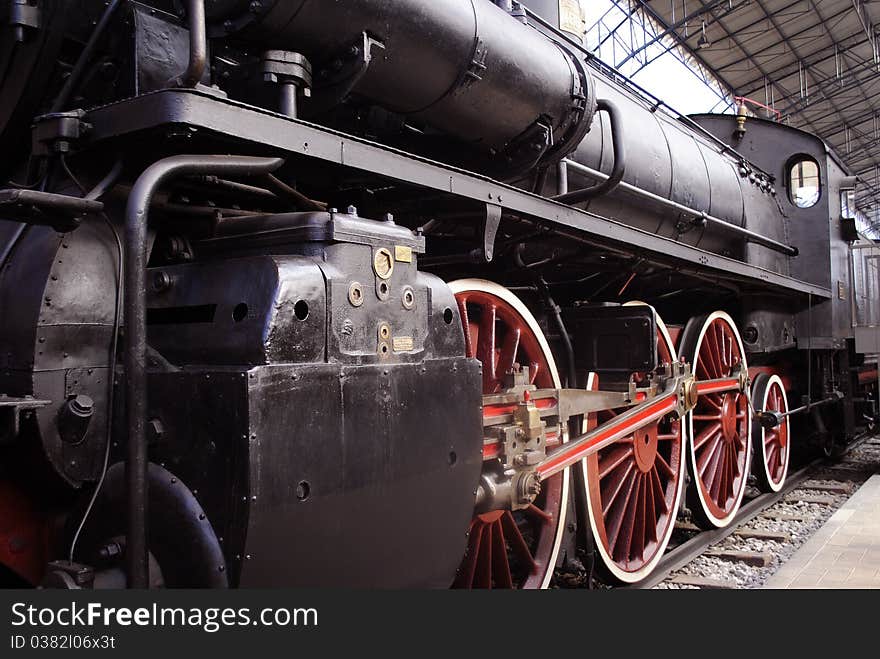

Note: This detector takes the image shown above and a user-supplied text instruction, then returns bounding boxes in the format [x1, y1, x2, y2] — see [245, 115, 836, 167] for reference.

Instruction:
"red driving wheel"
[751, 373, 790, 492]
[680, 312, 752, 528]
[449, 279, 567, 589]
[582, 308, 685, 582]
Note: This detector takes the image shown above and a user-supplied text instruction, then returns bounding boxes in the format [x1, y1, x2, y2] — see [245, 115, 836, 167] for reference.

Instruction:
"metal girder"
[636, 0, 880, 217]
[80, 88, 830, 298]
[735, 30, 875, 98]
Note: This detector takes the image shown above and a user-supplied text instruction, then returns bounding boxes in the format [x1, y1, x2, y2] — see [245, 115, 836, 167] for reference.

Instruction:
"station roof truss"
[590, 0, 880, 228]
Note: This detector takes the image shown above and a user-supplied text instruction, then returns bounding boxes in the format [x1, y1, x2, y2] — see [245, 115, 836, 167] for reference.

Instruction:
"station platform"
[763, 475, 880, 588]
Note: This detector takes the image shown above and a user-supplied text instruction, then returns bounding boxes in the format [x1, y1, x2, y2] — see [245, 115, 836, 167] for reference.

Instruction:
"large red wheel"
[751, 374, 790, 492]
[680, 312, 752, 528]
[449, 279, 567, 589]
[582, 308, 686, 582]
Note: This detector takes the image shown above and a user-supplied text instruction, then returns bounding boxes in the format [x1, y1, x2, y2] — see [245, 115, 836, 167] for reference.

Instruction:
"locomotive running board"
[79, 88, 831, 299]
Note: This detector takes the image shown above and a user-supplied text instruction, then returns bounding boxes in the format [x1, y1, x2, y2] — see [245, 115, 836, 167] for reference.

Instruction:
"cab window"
[788, 158, 821, 208]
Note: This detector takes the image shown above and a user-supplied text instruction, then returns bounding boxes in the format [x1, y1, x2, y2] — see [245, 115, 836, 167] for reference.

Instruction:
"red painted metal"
[453, 286, 564, 588]
[695, 378, 740, 395]
[858, 368, 878, 385]
[760, 378, 790, 489]
[0, 480, 50, 585]
[688, 316, 750, 524]
[748, 365, 794, 391]
[536, 395, 677, 479]
[583, 322, 685, 580]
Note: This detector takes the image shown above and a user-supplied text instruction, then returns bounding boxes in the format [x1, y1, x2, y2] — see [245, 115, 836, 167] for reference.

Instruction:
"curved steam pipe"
[173, 0, 208, 87]
[124, 155, 284, 588]
[553, 99, 626, 204]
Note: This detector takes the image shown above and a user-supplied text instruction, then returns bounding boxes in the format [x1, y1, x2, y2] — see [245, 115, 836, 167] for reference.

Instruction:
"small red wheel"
[680, 312, 752, 529]
[449, 279, 568, 589]
[751, 374, 790, 492]
[582, 308, 686, 583]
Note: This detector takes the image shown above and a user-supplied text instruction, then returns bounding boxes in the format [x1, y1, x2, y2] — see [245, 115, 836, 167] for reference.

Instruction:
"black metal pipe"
[173, 0, 207, 87]
[85, 159, 124, 201]
[50, 0, 123, 113]
[124, 154, 283, 588]
[189, 175, 279, 202]
[560, 159, 800, 257]
[263, 174, 326, 211]
[533, 275, 593, 586]
[0, 188, 104, 216]
[554, 99, 625, 204]
[785, 394, 842, 418]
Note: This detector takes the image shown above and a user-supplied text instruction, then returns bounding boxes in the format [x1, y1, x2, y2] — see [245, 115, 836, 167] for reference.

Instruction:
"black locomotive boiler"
[0, 0, 876, 588]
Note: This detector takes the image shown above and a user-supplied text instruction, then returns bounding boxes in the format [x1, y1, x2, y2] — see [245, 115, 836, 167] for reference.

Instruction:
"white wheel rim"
[449, 279, 568, 589]
[755, 374, 790, 492]
[685, 311, 753, 528]
[581, 303, 686, 583]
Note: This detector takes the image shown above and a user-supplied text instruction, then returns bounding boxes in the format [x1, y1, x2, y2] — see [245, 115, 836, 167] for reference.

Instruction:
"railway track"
[626, 433, 880, 589]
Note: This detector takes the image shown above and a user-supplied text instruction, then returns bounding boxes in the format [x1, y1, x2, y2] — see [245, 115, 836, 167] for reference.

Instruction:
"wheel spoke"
[631, 475, 647, 560]
[477, 305, 497, 390]
[766, 443, 778, 474]
[458, 298, 475, 359]
[655, 452, 675, 478]
[452, 282, 566, 588]
[718, 445, 731, 503]
[606, 470, 637, 554]
[602, 461, 636, 517]
[616, 476, 641, 562]
[699, 435, 723, 479]
[491, 520, 513, 588]
[643, 473, 657, 544]
[650, 467, 668, 514]
[704, 327, 724, 377]
[501, 511, 537, 571]
[726, 325, 735, 369]
[707, 443, 725, 502]
[696, 358, 714, 381]
[599, 444, 635, 480]
[476, 524, 493, 588]
[693, 423, 721, 451]
[524, 503, 552, 524]
[703, 394, 723, 411]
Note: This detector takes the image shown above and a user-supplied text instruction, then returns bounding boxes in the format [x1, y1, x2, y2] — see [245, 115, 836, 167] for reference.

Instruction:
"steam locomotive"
[1, 0, 876, 589]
